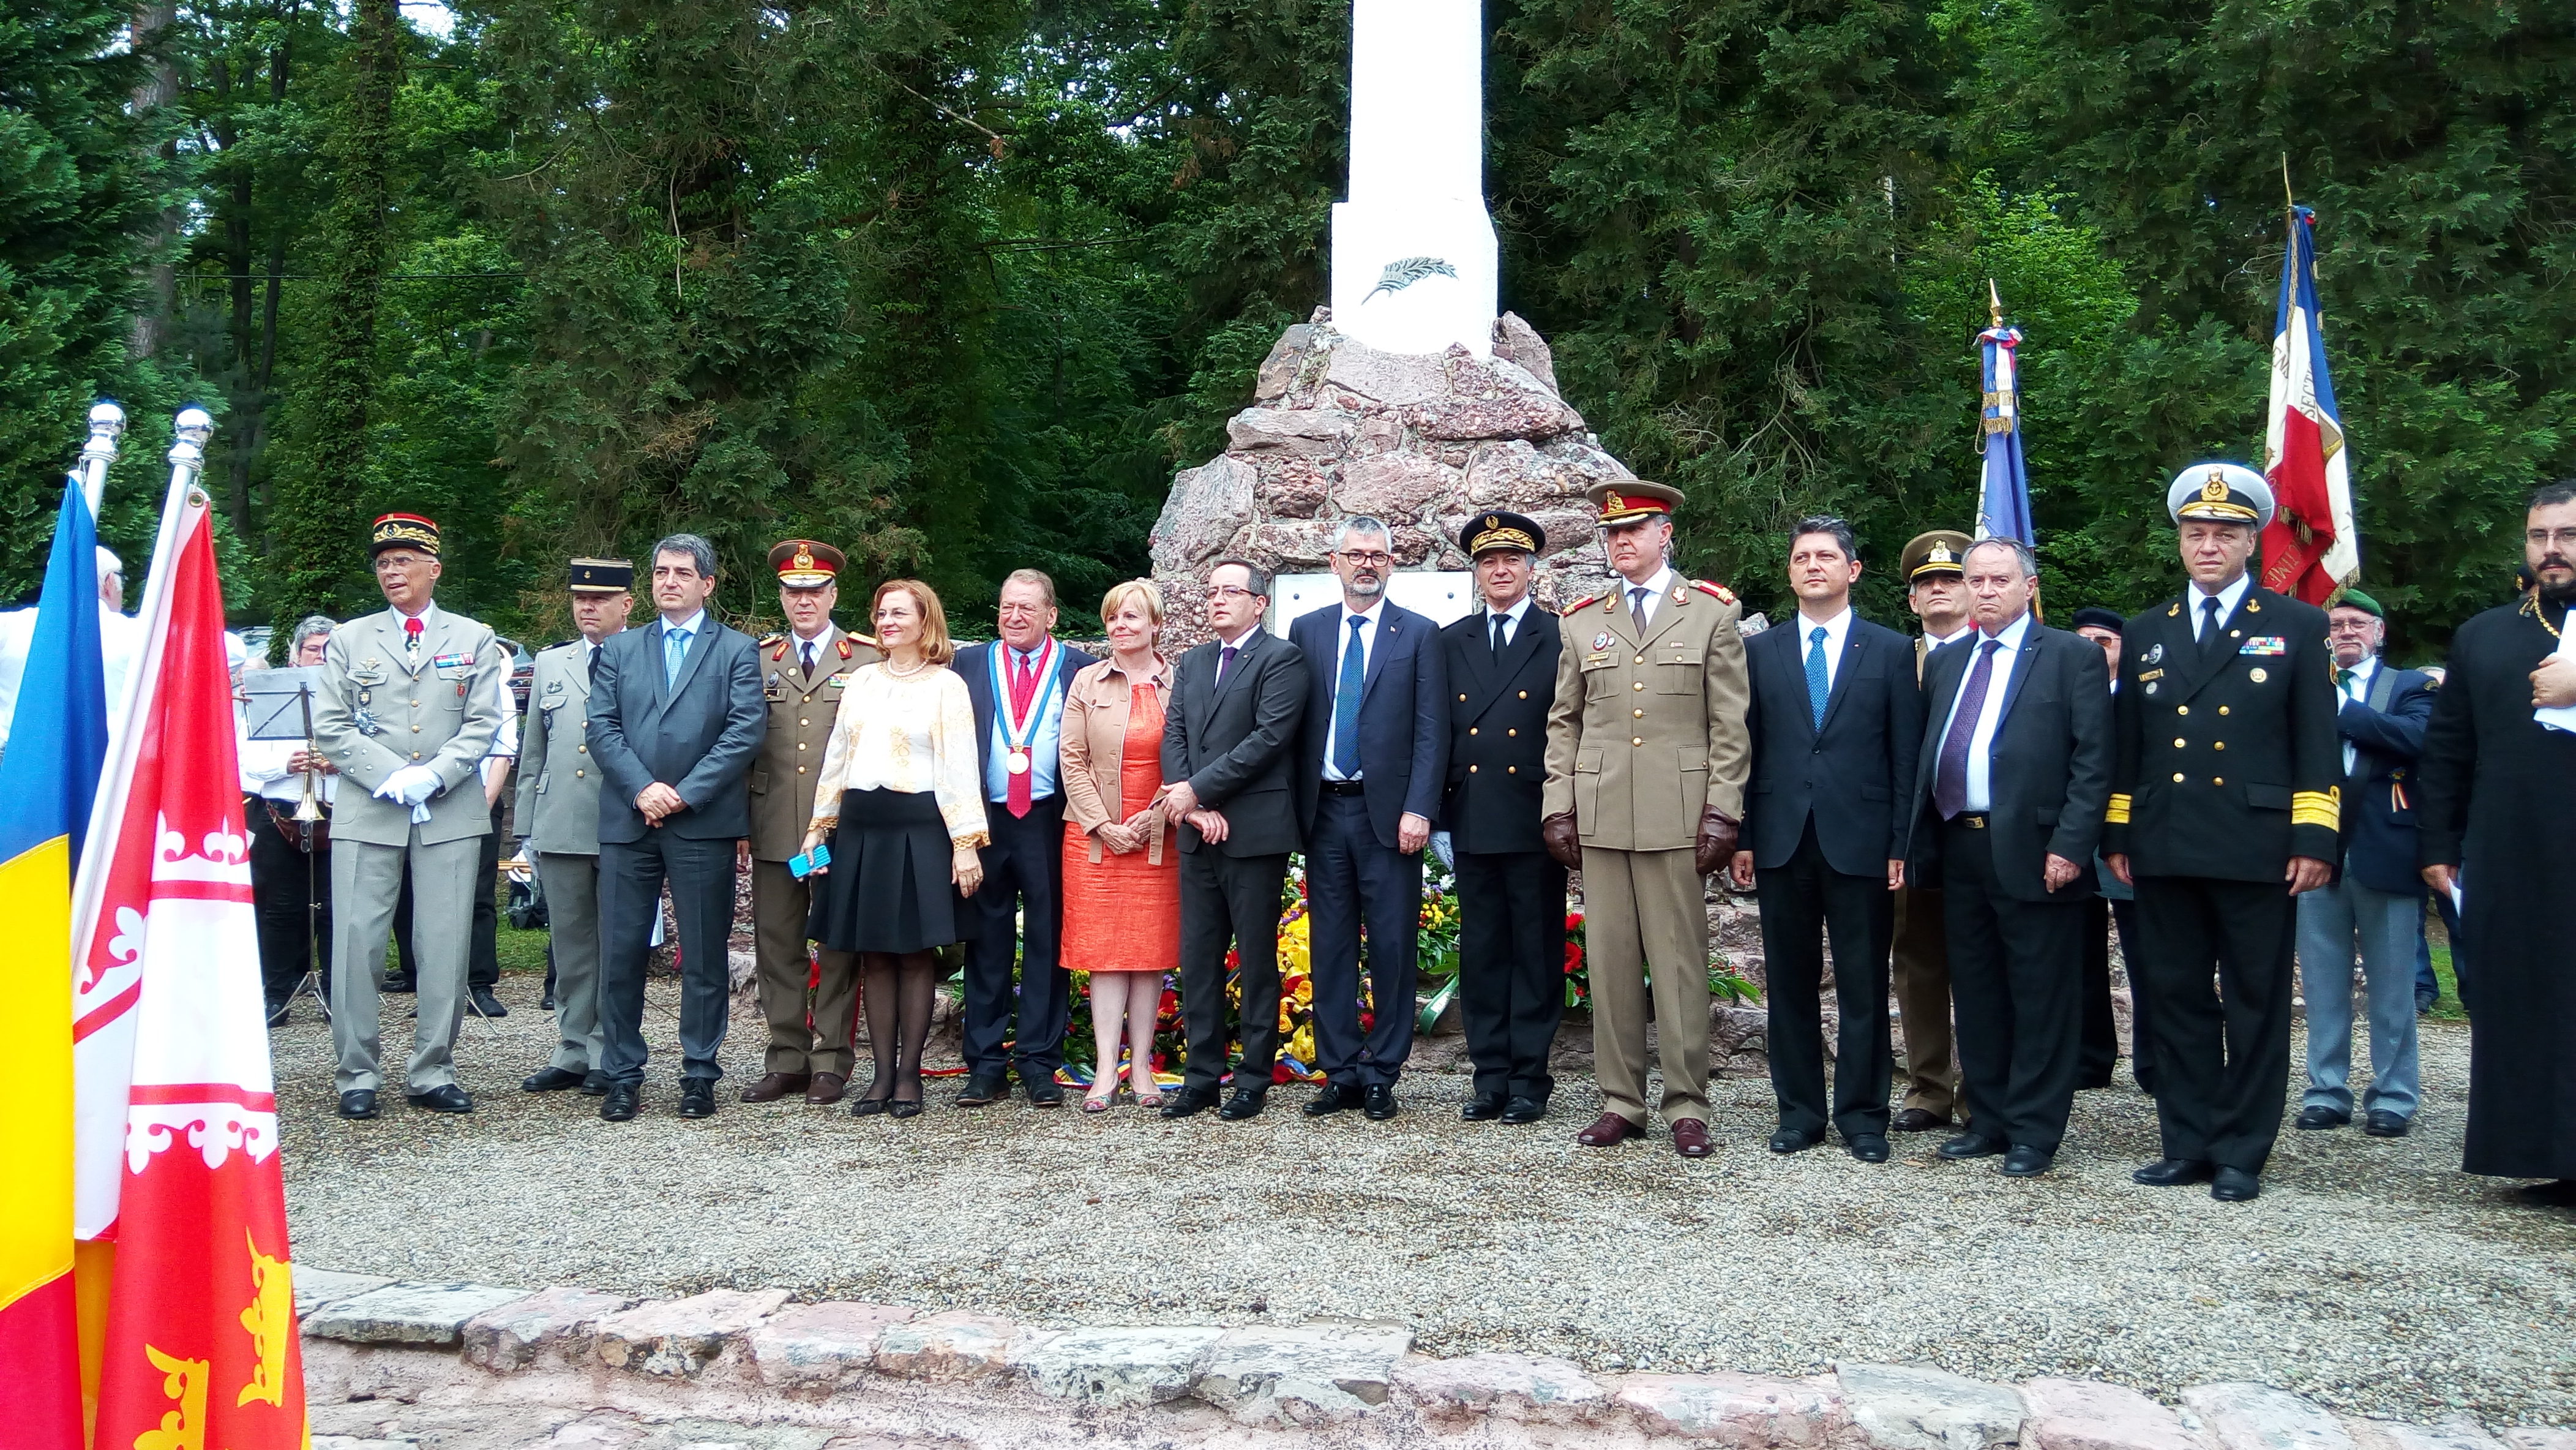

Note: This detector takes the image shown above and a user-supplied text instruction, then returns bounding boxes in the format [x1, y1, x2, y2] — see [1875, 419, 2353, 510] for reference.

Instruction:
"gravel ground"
[277, 973, 2576, 1426]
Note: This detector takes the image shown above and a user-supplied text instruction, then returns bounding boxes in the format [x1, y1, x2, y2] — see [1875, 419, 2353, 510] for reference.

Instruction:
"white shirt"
[1615, 566, 1678, 628]
[2337, 654, 2379, 775]
[1211, 619, 1262, 686]
[1792, 604, 1855, 695]
[1320, 599, 1387, 783]
[237, 696, 339, 805]
[1936, 610, 2034, 814]
[2187, 573, 2253, 641]
[659, 609, 708, 640]
[790, 623, 831, 675]
[1926, 623, 1975, 650]
[477, 661, 519, 787]
[1482, 593, 1534, 649]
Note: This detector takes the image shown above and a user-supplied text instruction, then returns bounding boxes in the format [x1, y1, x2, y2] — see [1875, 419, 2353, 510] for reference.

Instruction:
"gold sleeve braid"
[2103, 792, 2132, 826]
[2290, 786, 2340, 831]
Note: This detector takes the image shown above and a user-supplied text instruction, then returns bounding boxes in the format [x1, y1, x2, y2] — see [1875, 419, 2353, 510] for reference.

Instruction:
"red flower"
[1565, 912, 1584, 931]
[1563, 943, 1584, 973]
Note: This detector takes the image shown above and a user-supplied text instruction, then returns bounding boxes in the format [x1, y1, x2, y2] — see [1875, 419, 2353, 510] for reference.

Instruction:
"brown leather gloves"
[1693, 806, 1741, 876]
[1541, 812, 1582, 870]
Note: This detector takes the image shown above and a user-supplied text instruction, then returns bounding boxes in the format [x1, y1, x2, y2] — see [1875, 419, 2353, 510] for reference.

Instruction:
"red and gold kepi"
[370, 511, 440, 557]
[1586, 479, 1685, 525]
[1459, 509, 1544, 557]
[567, 557, 633, 595]
[768, 538, 845, 589]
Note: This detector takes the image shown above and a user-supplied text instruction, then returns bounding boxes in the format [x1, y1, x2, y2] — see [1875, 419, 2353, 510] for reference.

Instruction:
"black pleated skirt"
[807, 788, 976, 954]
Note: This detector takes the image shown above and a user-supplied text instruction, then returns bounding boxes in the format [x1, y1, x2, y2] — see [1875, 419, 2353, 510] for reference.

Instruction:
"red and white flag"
[72, 474, 304, 1448]
[2261, 204, 2360, 603]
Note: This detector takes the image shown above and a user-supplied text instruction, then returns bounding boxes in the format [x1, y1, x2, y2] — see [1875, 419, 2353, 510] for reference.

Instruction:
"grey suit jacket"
[589, 614, 766, 843]
[1162, 626, 1309, 857]
[313, 601, 506, 847]
[514, 637, 612, 855]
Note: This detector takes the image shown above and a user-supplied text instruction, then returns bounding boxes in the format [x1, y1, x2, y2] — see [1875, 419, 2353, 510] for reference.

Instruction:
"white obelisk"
[1330, 0, 1497, 358]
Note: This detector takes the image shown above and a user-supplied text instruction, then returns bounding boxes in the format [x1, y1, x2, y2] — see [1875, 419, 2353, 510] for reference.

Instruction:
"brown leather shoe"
[740, 1072, 810, 1103]
[804, 1072, 847, 1105]
[1892, 1106, 1952, 1133]
[1574, 1112, 1644, 1148]
[1671, 1118, 1713, 1158]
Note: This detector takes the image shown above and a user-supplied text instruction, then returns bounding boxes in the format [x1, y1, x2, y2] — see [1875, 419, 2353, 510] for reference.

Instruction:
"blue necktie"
[1805, 626, 1831, 730]
[1333, 615, 1365, 778]
[664, 625, 691, 688]
[1936, 639, 2004, 819]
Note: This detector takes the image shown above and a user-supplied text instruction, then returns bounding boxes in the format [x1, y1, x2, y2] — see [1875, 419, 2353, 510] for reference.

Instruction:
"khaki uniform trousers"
[1892, 884, 1958, 1118]
[1581, 845, 1711, 1123]
[331, 831, 476, 1094]
[537, 852, 607, 1074]
[751, 858, 859, 1078]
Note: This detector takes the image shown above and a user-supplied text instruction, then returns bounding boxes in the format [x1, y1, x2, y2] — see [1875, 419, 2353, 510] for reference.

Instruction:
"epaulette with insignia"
[1560, 596, 1598, 617]
[1694, 580, 1736, 604]
[759, 633, 785, 646]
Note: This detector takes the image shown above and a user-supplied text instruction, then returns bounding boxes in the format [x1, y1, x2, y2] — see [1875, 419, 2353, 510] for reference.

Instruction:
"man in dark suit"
[1728, 516, 1922, 1162]
[1159, 558, 1310, 1121]
[953, 568, 1098, 1109]
[1892, 530, 1977, 1132]
[588, 533, 767, 1123]
[1438, 513, 1566, 1124]
[2293, 587, 2433, 1138]
[1907, 538, 2113, 1177]
[2105, 465, 2340, 1203]
[1289, 517, 1448, 1120]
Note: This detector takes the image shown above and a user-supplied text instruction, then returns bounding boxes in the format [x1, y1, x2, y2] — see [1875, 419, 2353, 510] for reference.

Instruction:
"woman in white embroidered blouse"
[802, 579, 988, 1118]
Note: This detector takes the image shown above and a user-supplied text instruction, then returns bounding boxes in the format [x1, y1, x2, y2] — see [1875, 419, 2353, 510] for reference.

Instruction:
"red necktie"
[1005, 650, 1039, 817]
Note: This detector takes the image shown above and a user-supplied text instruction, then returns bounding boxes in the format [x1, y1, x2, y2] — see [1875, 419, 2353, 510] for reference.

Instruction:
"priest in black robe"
[2417, 480, 2576, 1206]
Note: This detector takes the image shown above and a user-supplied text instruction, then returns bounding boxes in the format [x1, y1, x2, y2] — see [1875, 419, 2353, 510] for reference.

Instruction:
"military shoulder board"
[1560, 596, 1598, 617]
[1693, 580, 1737, 604]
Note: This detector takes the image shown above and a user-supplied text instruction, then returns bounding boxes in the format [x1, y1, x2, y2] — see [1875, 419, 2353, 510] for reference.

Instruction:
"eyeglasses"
[1336, 550, 1393, 567]
[1208, 585, 1260, 601]
[2529, 527, 2576, 549]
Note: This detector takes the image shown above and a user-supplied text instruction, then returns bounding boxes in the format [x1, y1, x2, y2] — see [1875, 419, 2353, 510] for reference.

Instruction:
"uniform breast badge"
[2248, 667, 2269, 683]
[354, 707, 383, 736]
[2143, 643, 2164, 666]
[1592, 632, 1612, 651]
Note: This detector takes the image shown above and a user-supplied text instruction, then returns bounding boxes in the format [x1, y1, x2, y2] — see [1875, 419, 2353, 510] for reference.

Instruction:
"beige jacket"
[1058, 655, 1175, 865]
[1543, 575, 1752, 851]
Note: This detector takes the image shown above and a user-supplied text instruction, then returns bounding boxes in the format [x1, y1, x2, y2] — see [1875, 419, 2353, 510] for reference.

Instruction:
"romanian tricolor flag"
[0, 483, 111, 1449]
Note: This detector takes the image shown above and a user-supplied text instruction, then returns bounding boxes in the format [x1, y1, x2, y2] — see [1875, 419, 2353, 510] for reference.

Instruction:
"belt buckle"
[1963, 814, 1986, 830]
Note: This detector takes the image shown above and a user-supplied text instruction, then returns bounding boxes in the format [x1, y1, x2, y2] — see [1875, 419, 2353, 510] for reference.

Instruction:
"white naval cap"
[2166, 462, 2275, 530]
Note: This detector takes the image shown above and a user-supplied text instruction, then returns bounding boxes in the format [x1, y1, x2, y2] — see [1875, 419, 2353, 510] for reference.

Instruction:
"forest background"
[4, 0, 2568, 657]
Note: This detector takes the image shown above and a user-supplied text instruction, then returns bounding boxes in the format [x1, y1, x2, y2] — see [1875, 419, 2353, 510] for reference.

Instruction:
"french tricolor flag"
[2261, 205, 2360, 604]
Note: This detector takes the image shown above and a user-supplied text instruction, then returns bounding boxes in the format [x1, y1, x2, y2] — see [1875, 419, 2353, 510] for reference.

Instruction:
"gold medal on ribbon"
[1006, 748, 1032, 775]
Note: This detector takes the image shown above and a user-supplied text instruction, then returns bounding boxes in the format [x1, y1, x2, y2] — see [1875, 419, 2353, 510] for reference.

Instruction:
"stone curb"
[291, 1267, 2569, 1446]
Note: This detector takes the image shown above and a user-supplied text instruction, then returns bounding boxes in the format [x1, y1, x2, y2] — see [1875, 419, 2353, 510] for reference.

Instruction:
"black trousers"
[1755, 817, 1894, 1138]
[597, 832, 738, 1086]
[2081, 896, 2146, 1089]
[1306, 792, 1423, 1087]
[963, 794, 1072, 1081]
[246, 798, 332, 1003]
[1942, 821, 2088, 1152]
[1454, 847, 1566, 1103]
[2132, 874, 2297, 1173]
[1177, 847, 1288, 1092]
[394, 817, 501, 990]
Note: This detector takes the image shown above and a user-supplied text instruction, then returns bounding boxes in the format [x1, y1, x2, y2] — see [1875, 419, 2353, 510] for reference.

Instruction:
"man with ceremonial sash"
[2104, 465, 2339, 1203]
[955, 569, 1096, 1107]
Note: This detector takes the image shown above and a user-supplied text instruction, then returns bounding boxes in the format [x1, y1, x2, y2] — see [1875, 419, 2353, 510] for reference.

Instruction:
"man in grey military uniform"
[313, 512, 507, 1120]
[515, 557, 634, 1097]
[1542, 479, 1752, 1160]
[741, 539, 879, 1106]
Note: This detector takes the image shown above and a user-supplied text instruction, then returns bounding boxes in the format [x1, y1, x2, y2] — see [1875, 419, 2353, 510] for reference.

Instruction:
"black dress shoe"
[1848, 1133, 1891, 1163]
[1891, 1108, 1950, 1133]
[2001, 1145, 2055, 1178]
[2364, 1109, 2410, 1138]
[406, 1083, 473, 1114]
[1938, 1132, 2007, 1160]
[266, 999, 292, 1027]
[1500, 1095, 1547, 1124]
[1769, 1127, 1824, 1154]
[1159, 1086, 1218, 1119]
[540, 992, 556, 1012]
[887, 1097, 923, 1120]
[2211, 1166, 2261, 1202]
[523, 1065, 587, 1092]
[580, 1071, 610, 1095]
[2133, 1157, 2214, 1187]
[338, 1089, 378, 1120]
[676, 1079, 716, 1119]
[381, 974, 417, 994]
[600, 1084, 639, 1121]
[1461, 1094, 1505, 1121]
[470, 987, 508, 1018]
[1023, 1078, 1066, 1108]
[1218, 1086, 1268, 1120]
[2515, 1179, 2576, 1208]
[1305, 1082, 1360, 1117]
[2293, 1105, 2350, 1131]
[954, 1073, 1008, 1107]
[1364, 1084, 1398, 1120]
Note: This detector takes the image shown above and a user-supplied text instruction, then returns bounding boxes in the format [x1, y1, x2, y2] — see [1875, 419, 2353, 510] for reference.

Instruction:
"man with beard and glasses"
[2417, 480, 2576, 1208]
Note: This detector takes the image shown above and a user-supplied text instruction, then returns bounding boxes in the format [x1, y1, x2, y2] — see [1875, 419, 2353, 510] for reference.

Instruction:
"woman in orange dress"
[1058, 579, 1181, 1110]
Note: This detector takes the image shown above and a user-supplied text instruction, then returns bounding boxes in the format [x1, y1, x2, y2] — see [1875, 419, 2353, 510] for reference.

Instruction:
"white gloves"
[375, 765, 443, 822]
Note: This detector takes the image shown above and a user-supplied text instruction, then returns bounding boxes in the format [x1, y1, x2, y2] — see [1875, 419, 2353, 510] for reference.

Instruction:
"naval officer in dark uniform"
[2103, 464, 2341, 1203]
[1437, 511, 1568, 1124]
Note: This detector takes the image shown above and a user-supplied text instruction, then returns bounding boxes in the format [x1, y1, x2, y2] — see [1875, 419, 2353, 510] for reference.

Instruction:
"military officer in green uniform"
[1542, 480, 1751, 1160]
[514, 557, 634, 1097]
[740, 539, 880, 1105]
[1892, 529, 1975, 1132]
[313, 513, 508, 1120]
[2103, 464, 2340, 1203]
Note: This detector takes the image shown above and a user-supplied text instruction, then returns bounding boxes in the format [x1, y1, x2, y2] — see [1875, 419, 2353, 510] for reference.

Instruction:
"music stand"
[244, 671, 337, 1024]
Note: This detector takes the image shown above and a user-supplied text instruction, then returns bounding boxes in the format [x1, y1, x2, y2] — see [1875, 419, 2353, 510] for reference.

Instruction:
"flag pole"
[74, 403, 125, 519]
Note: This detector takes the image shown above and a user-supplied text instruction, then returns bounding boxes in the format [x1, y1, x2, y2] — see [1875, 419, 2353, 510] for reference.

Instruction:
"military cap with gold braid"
[370, 511, 440, 557]
[1900, 529, 1972, 583]
[567, 557, 632, 595]
[768, 538, 845, 588]
[1459, 509, 1544, 557]
[2166, 462, 2276, 528]
[1587, 479, 1685, 525]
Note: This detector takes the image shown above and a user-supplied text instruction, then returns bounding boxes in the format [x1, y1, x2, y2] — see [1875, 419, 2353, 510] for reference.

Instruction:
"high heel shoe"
[888, 1099, 922, 1120]
[850, 1095, 889, 1117]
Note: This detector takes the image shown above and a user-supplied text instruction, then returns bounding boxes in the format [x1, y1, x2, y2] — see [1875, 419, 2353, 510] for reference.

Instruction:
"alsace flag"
[1974, 318, 2034, 546]
[0, 483, 111, 1449]
[73, 472, 305, 1448]
[2261, 205, 2359, 603]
